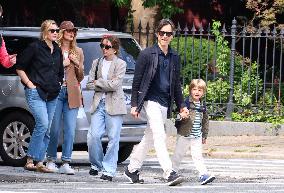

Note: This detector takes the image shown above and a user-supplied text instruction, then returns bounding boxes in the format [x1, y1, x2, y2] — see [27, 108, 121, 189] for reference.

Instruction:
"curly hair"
[101, 35, 120, 55]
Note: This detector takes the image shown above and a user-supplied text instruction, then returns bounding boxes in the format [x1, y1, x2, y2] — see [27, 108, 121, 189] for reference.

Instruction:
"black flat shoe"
[89, 168, 98, 176]
[100, 174, 112, 181]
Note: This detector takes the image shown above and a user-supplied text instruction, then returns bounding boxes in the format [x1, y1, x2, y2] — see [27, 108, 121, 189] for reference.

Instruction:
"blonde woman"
[46, 21, 84, 175]
[16, 20, 64, 173]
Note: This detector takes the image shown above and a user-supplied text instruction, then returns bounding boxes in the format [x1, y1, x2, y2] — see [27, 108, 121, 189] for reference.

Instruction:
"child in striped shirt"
[172, 79, 215, 185]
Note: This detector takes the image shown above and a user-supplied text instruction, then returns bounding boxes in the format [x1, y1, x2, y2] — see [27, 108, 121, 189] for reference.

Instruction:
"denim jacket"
[175, 97, 209, 139]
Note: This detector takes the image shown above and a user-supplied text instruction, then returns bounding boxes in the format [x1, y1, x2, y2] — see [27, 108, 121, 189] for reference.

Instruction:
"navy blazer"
[131, 44, 185, 118]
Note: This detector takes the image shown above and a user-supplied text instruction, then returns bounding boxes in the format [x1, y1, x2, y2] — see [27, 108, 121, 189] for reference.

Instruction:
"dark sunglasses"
[158, 31, 173, 37]
[100, 43, 112, 50]
[65, 28, 78, 34]
[48, 29, 60, 33]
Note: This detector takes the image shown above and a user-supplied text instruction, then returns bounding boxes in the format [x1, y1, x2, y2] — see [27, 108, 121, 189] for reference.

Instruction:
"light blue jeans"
[46, 87, 79, 162]
[25, 88, 58, 162]
[87, 99, 123, 177]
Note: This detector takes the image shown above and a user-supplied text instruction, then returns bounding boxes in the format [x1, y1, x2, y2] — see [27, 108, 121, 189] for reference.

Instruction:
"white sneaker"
[59, 163, 75, 175]
[46, 162, 59, 173]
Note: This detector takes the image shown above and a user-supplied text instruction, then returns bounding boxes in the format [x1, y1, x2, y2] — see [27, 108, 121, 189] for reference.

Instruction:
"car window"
[77, 38, 140, 75]
[0, 36, 36, 75]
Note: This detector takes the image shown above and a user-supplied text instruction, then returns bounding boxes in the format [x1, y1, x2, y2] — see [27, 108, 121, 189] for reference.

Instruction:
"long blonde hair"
[57, 29, 78, 56]
[40, 19, 57, 41]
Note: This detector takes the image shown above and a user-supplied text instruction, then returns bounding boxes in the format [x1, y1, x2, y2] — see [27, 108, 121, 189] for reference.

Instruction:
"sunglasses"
[100, 43, 112, 50]
[158, 31, 173, 37]
[48, 29, 60, 33]
[65, 28, 78, 34]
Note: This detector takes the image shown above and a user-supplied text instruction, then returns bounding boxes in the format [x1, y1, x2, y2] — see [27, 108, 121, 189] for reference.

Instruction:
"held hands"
[179, 107, 189, 119]
[202, 138, 207, 144]
[131, 107, 140, 118]
[9, 54, 17, 66]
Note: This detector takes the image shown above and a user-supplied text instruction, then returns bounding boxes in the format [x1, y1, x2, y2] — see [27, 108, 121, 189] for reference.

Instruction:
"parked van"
[0, 27, 147, 166]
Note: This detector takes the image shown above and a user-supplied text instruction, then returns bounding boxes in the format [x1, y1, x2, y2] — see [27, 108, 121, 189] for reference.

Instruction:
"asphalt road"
[0, 153, 284, 193]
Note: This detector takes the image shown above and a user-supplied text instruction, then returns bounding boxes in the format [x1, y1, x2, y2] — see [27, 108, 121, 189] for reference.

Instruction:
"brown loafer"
[36, 164, 54, 173]
[24, 162, 37, 171]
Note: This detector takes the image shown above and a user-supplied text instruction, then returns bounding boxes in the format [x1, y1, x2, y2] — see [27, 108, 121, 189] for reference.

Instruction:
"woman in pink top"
[0, 4, 17, 68]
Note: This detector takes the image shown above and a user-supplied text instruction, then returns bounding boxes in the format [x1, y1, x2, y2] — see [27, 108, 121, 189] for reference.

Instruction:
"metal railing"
[125, 19, 283, 119]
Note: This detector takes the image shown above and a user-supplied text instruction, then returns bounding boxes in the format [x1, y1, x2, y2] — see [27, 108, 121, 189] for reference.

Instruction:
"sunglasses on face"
[158, 31, 173, 37]
[48, 29, 60, 33]
[65, 28, 78, 34]
[100, 43, 112, 50]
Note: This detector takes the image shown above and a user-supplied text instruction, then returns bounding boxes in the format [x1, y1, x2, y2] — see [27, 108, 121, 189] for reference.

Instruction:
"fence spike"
[207, 23, 211, 35]
[264, 27, 270, 35]
[184, 23, 189, 35]
[146, 22, 150, 33]
[280, 28, 284, 38]
[241, 24, 246, 35]
[256, 24, 262, 37]
[199, 23, 204, 34]
[272, 25, 277, 37]
[222, 23, 227, 35]
[138, 20, 142, 45]
[176, 22, 181, 36]
[138, 20, 142, 31]
[190, 23, 196, 34]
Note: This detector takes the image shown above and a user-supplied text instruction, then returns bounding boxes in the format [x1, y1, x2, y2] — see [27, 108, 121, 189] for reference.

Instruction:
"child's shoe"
[200, 174, 215, 185]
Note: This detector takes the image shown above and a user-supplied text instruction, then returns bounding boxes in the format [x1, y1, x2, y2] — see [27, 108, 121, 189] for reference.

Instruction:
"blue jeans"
[87, 99, 123, 177]
[46, 87, 79, 162]
[25, 88, 58, 162]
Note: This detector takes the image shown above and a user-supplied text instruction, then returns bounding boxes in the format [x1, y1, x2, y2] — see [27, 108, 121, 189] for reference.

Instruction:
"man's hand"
[202, 138, 207, 144]
[180, 107, 189, 119]
[9, 54, 17, 66]
[131, 107, 139, 118]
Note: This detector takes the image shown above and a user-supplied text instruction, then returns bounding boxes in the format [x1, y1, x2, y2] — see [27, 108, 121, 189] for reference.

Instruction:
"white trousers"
[172, 135, 208, 177]
[128, 101, 173, 178]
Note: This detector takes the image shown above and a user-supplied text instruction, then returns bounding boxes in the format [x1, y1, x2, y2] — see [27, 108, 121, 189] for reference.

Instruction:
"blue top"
[146, 44, 172, 107]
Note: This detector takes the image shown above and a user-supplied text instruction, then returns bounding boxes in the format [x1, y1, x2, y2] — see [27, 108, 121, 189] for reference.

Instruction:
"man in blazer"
[124, 19, 189, 186]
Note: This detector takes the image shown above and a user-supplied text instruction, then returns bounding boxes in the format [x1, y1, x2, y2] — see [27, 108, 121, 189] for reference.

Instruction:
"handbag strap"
[95, 57, 102, 80]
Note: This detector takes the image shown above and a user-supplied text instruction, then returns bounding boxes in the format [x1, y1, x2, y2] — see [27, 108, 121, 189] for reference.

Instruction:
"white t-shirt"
[101, 58, 112, 99]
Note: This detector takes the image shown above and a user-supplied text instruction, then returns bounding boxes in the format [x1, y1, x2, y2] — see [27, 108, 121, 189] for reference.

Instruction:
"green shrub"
[175, 20, 282, 124]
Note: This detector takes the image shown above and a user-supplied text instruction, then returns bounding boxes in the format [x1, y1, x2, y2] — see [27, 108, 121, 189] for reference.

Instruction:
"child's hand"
[202, 138, 207, 144]
[179, 111, 189, 119]
[180, 107, 189, 119]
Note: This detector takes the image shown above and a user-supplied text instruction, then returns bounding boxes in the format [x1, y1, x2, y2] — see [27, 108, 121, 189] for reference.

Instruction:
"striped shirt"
[189, 101, 202, 138]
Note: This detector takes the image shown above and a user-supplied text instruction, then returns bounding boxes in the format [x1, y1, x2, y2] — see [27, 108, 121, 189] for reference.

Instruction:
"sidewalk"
[164, 135, 284, 159]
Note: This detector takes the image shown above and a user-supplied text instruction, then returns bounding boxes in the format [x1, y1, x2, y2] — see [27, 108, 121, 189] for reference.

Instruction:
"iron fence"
[125, 19, 284, 120]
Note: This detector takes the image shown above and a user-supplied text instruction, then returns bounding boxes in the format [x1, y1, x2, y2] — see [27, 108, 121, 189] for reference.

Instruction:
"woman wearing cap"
[16, 19, 64, 173]
[0, 4, 17, 68]
[46, 21, 84, 175]
[86, 35, 126, 181]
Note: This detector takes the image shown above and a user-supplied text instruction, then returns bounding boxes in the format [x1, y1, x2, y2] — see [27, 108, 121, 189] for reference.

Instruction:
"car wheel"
[0, 112, 34, 166]
[118, 144, 134, 163]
